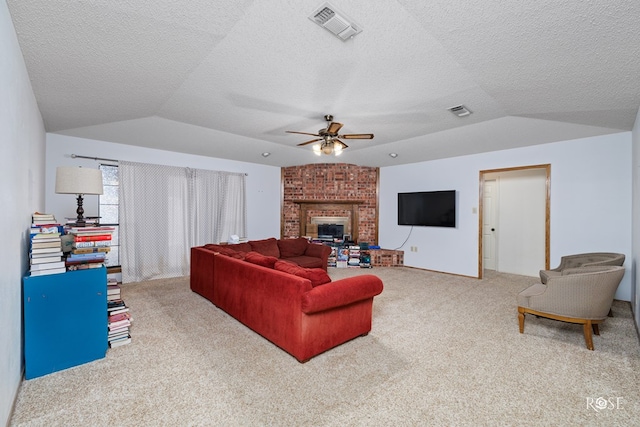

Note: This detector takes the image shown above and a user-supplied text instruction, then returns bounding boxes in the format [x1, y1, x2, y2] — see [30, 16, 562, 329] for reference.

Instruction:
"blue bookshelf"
[23, 267, 107, 379]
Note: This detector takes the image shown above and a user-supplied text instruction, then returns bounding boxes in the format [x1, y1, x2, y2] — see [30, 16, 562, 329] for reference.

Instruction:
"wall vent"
[448, 105, 472, 117]
[309, 3, 362, 41]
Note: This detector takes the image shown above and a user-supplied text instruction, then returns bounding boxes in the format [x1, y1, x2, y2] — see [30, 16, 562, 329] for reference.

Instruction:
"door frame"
[477, 164, 551, 279]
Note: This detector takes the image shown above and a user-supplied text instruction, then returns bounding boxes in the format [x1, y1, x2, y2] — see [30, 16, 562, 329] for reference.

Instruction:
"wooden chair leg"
[583, 321, 594, 350]
[592, 323, 600, 336]
[518, 307, 525, 333]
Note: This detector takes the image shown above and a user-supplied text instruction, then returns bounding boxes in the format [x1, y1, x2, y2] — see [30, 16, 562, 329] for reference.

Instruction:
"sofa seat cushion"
[278, 237, 309, 258]
[274, 261, 331, 287]
[249, 238, 280, 258]
[245, 251, 278, 268]
[282, 255, 325, 269]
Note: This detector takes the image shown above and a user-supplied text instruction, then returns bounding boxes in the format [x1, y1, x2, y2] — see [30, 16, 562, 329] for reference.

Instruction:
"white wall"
[380, 132, 633, 301]
[632, 108, 640, 331]
[1, 3, 46, 425]
[45, 134, 282, 241]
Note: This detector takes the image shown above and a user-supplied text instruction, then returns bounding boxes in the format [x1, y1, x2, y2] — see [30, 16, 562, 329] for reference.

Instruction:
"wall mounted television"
[397, 190, 456, 227]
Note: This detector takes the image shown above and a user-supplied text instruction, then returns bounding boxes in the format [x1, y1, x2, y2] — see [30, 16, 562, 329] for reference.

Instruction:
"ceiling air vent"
[309, 2, 362, 41]
[449, 105, 472, 117]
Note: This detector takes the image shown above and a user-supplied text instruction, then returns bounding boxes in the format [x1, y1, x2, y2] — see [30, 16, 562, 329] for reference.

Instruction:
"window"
[99, 164, 120, 268]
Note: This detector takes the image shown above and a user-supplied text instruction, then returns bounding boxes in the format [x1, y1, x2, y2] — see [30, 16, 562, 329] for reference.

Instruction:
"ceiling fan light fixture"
[334, 143, 343, 156]
[312, 144, 322, 156]
[322, 142, 334, 155]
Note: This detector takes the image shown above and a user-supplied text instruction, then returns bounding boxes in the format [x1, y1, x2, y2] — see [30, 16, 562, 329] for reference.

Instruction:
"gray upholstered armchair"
[539, 252, 625, 284]
[518, 265, 625, 350]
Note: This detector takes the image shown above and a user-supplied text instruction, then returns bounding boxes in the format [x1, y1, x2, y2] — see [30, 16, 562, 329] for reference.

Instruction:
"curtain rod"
[70, 154, 248, 175]
[71, 154, 118, 162]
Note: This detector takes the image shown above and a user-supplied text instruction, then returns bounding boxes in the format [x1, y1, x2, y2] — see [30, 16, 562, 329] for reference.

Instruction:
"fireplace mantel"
[293, 200, 364, 242]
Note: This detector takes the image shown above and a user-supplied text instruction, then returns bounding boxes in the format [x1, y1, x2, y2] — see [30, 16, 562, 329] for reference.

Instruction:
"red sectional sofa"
[190, 237, 384, 362]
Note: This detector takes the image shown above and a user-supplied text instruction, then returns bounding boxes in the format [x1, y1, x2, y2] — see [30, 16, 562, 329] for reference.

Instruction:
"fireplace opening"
[317, 224, 344, 241]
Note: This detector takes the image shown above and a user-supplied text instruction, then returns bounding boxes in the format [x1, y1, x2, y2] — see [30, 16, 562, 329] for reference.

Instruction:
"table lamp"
[55, 166, 104, 227]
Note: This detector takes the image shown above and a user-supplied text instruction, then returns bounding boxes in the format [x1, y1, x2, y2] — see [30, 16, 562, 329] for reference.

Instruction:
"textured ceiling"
[7, 0, 640, 167]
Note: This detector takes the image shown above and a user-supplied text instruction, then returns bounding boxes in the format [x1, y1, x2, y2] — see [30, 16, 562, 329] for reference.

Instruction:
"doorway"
[478, 165, 550, 278]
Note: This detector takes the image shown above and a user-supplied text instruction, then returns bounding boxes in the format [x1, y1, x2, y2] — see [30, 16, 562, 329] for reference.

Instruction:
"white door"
[483, 169, 546, 277]
[483, 179, 498, 270]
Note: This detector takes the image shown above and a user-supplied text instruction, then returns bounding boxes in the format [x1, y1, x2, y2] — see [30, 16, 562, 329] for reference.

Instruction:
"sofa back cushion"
[203, 244, 245, 260]
[274, 261, 331, 287]
[277, 238, 309, 258]
[249, 238, 280, 258]
[231, 242, 252, 253]
[245, 251, 278, 268]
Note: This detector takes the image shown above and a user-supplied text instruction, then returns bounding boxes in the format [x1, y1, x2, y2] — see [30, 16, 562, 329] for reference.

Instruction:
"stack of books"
[327, 246, 338, 267]
[64, 226, 115, 270]
[107, 280, 132, 348]
[347, 245, 361, 267]
[336, 247, 349, 268]
[29, 213, 65, 276]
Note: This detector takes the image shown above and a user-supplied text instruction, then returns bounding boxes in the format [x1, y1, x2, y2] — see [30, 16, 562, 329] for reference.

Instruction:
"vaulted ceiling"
[7, 1, 640, 167]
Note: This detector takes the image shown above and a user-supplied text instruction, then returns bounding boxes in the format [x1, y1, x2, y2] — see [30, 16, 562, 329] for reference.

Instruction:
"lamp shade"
[55, 167, 104, 195]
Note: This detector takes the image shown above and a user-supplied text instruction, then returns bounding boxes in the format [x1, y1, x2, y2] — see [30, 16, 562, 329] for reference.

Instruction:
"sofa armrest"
[301, 275, 383, 314]
[304, 243, 332, 271]
[190, 247, 217, 300]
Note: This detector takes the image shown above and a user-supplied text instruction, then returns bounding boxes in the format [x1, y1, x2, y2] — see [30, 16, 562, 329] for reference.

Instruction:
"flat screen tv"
[398, 190, 456, 227]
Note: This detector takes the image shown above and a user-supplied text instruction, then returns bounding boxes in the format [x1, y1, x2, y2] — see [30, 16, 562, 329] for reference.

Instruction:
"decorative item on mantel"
[55, 166, 103, 227]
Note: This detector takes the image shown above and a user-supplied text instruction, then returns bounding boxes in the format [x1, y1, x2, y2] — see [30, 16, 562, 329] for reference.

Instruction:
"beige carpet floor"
[10, 267, 640, 426]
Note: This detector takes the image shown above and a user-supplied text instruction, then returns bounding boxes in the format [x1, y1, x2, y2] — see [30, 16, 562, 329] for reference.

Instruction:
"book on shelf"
[107, 300, 125, 308]
[67, 253, 107, 261]
[109, 337, 131, 348]
[65, 258, 105, 266]
[107, 284, 121, 295]
[30, 231, 61, 240]
[31, 249, 63, 257]
[108, 330, 130, 340]
[108, 329, 130, 338]
[30, 267, 66, 276]
[31, 255, 63, 265]
[65, 216, 101, 226]
[66, 226, 115, 234]
[73, 240, 111, 248]
[109, 311, 131, 322]
[72, 234, 112, 242]
[32, 212, 55, 220]
[71, 247, 111, 254]
[66, 263, 104, 271]
[30, 260, 65, 271]
[30, 225, 63, 234]
[108, 319, 131, 330]
[31, 240, 62, 249]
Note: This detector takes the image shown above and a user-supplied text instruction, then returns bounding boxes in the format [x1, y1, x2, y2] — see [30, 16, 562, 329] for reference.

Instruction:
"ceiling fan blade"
[297, 138, 322, 146]
[338, 133, 374, 139]
[286, 130, 320, 137]
[326, 122, 343, 134]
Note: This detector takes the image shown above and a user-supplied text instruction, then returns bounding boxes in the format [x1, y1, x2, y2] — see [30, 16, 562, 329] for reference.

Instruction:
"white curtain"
[119, 161, 246, 283]
[190, 168, 246, 247]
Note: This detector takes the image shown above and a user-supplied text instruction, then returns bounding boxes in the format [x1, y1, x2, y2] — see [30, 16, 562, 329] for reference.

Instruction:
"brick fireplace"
[281, 164, 379, 244]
